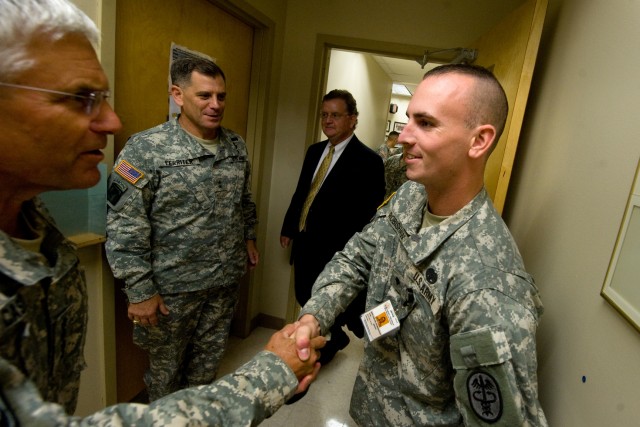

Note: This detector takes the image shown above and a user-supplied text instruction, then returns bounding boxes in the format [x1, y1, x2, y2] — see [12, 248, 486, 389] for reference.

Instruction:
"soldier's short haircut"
[423, 64, 509, 144]
[171, 57, 226, 88]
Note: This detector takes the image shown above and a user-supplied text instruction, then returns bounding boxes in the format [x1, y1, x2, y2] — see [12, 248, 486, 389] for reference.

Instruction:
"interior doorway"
[288, 0, 547, 323]
[324, 49, 440, 151]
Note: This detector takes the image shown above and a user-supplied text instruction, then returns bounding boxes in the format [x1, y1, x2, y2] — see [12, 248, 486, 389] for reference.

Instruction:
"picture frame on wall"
[601, 158, 640, 333]
[393, 121, 406, 132]
[386, 120, 391, 132]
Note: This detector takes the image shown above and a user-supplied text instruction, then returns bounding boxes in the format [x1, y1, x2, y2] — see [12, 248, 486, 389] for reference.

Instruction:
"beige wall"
[325, 49, 392, 149]
[505, 0, 640, 424]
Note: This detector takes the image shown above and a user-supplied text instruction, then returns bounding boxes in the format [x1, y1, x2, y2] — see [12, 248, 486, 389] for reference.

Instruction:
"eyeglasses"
[320, 112, 351, 121]
[0, 82, 110, 116]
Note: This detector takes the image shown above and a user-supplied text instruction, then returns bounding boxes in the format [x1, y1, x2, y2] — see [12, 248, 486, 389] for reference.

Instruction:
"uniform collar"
[171, 116, 242, 160]
[0, 199, 76, 286]
[387, 183, 488, 265]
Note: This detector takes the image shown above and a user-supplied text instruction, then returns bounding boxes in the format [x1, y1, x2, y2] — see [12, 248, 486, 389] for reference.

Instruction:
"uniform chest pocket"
[212, 159, 245, 203]
[158, 165, 213, 211]
[368, 234, 402, 304]
[0, 295, 28, 362]
[388, 275, 417, 321]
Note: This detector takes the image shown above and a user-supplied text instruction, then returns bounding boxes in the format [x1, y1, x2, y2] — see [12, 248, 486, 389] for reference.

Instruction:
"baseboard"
[251, 313, 285, 331]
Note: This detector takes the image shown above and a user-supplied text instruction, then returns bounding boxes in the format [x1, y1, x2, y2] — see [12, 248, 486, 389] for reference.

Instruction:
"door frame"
[305, 35, 440, 153]
[207, 0, 279, 338]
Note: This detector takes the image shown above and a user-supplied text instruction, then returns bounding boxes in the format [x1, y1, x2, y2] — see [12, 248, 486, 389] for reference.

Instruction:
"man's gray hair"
[0, 0, 99, 80]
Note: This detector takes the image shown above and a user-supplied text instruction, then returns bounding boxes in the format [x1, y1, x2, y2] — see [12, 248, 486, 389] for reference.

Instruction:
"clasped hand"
[265, 317, 323, 394]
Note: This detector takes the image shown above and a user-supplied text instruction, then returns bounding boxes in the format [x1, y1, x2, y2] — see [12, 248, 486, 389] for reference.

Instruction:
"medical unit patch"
[467, 370, 502, 423]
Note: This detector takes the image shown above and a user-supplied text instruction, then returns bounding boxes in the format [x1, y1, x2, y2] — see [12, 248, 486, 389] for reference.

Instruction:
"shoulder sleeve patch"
[114, 159, 144, 184]
[467, 370, 503, 423]
[451, 326, 524, 425]
[107, 179, 128, 207]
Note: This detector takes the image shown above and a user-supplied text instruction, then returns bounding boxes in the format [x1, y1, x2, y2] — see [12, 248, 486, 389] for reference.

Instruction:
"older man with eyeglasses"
[0, 0, 122, 415]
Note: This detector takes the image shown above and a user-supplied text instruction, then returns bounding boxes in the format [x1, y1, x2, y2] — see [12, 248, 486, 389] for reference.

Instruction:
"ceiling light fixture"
[392, 83, 412, 96]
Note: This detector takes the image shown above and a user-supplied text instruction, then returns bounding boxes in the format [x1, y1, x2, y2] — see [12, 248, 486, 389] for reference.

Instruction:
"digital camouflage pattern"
[134, 286, 239, 401]
[106, 118, 257, 303]
[376, 143, 401, 161]
[383, 152, 408, 199]
[105, 117, 258, 400]
[301, 181, 548, 426]
[0, 198, 87, 414]
[0, 350, 298, 425]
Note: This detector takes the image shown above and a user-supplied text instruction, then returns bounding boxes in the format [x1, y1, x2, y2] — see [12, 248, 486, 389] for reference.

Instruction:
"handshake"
[264, 314, 325, 396]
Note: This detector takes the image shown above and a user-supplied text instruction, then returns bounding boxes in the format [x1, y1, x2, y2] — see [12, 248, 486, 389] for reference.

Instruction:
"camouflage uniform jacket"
[377, 143, 401, 161]
[0, 198, 87, 414]
[383, 152, 408, 199]
[0, 350, 298, 425]
[106, 118, 257, 303]
[301, 182, 547, 426]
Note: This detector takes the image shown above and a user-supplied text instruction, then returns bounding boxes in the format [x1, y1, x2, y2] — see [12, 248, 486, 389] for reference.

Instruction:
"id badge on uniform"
[360, 300, 400, 342]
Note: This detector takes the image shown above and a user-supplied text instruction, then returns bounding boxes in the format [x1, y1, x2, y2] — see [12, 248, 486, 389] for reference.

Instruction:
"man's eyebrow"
[72, 75, 110, 88]
[76, 84, 109, 93]
[195, 90, 226, 95]
[408, 111, 435, 120]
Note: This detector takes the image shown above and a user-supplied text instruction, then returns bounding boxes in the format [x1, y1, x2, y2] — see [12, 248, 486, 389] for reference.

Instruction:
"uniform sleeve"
[447, 287, 546, 426]
[299, 217, 381, 334]
[242, 159, 258, 241]
[1, 352, 297, 426]
[105, 147, 157, 303]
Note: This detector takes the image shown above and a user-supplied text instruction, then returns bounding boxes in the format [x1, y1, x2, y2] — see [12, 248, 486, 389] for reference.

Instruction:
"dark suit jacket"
[281, 135, 385, 296]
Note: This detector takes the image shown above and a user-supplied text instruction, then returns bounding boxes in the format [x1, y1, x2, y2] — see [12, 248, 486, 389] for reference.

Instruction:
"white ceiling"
[372, 55, 439, 95]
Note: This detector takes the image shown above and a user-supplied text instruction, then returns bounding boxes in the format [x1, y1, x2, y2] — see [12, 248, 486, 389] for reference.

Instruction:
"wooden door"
[113, 0, 254, 402]
[471, 0, 548, 213]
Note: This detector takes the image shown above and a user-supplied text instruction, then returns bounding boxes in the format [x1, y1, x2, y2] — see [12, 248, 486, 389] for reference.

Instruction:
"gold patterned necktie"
[299, 145, 335, 231]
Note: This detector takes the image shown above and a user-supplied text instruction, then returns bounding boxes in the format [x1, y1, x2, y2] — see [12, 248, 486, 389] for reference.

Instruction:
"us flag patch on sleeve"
[114, 159, 144, 184]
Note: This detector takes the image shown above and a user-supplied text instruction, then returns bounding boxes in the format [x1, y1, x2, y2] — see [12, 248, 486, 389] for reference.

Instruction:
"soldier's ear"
[170, 85, 184, 107]
[468, 124, 496, 159]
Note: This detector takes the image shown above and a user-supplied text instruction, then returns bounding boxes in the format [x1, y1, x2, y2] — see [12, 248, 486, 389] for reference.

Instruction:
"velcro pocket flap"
[450, 325, 511, 369]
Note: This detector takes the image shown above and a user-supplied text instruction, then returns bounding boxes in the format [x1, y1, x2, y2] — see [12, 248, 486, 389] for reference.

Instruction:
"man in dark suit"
[281, 89, 385, 365]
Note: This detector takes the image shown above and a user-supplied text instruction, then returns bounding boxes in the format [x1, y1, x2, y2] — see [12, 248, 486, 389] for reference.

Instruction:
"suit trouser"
[133, 285, 238, 401]
[293, 233, 365, 339]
